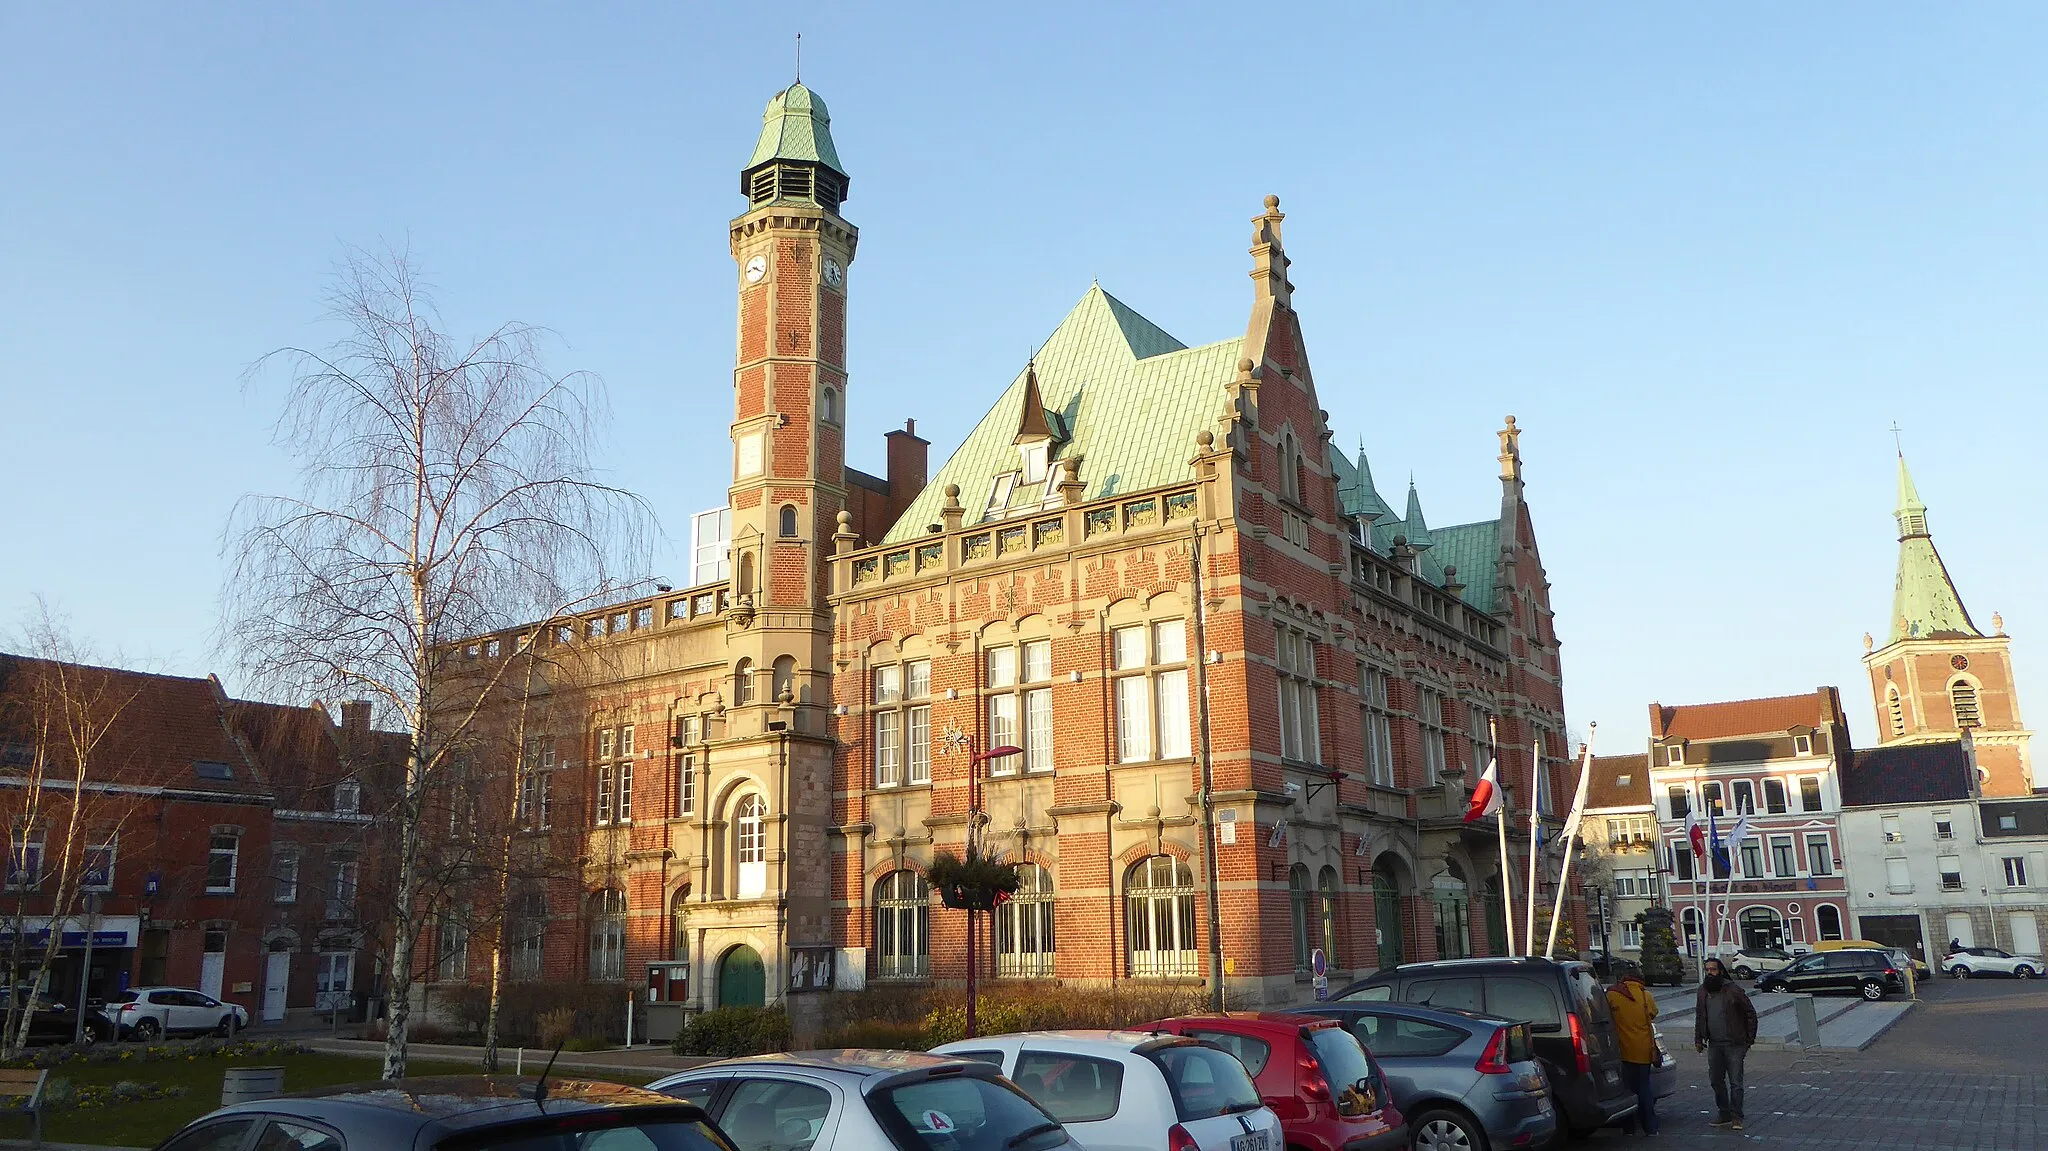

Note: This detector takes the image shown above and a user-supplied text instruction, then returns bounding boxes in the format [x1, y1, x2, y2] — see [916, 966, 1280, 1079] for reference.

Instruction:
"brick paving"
[1588, 979, 2046, 1150]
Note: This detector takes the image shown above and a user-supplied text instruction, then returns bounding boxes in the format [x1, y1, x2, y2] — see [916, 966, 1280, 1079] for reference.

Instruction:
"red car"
[1142, 1012, 1408, 1151]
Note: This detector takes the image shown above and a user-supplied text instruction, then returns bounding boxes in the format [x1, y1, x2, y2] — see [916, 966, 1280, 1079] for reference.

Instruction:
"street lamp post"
[948, 738, 1021, 1040]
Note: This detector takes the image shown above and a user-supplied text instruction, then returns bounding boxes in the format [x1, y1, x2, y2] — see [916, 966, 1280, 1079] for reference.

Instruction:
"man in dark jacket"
[1694, 957, 1758, 1129]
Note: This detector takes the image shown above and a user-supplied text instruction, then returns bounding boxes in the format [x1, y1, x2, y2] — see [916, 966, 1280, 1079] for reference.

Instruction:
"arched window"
[733, 659, 754, 706]
[1127, 855, 1197, 977]
[669, 886, 690, 962]
[1318, 866, 1342, 970]
[875, 870, 930, 979]
[1739, 907, 1784, 952]
[772, 656, 797, 703]
[734, 795, 766, 899]
[821, 387, 838, 424]
[1951, 680, 1981, 729]
[1817, 903, 1844, 941]
[996, 864, 1055, 978]
[1289, 864, 1313, 970]
[779, 504, 799, 538]
[1433, 866, 1470, 961]
[587, 889, 625, 982]
[1887, 685, 1906, 736]
[1281, 433, 1302, 502]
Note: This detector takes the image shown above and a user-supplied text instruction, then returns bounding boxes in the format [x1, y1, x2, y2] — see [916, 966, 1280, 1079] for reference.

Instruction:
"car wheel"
[2015, 966, 2035, 980]
[216, 1015, 239, 1037]
[1734, 965, 1754, 980]
[132, 1018, 160, 1042]
[1950, 965, 1971, 980]
[1411, 1107, 1486, 1151]
[1859, 979, 1885, 1001]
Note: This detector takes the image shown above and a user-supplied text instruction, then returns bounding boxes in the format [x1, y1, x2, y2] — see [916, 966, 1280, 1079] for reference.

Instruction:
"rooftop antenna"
[794, 33, 802, 83]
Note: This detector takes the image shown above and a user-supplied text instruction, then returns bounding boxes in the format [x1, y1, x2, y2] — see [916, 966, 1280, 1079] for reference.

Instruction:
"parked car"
[932, 1030, 1285, 1151]
[1814, 939, 1927, 979]
[1942, 946, 2043, 979]
[1754, 948, 1905, 999]
[650, 1050, 1079, 1151]
[1582, 954, 1645, 984]
[1722, 948, 1799, 980]
[1286, 1000, 1556, 1151]
[4, 990, 113, 1045]
[1330, 956, 1651, 1139]
[151, 1076, 736, 1151]
[109, 987, 249, 1040]
[1135, 1013, 1407, 1151]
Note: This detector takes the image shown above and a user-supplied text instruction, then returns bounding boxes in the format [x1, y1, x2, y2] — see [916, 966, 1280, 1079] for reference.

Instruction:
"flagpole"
[1490, 720, 1515, 958]
[1544, 726, 1596, 957]
[1523, 732, 1542, 957]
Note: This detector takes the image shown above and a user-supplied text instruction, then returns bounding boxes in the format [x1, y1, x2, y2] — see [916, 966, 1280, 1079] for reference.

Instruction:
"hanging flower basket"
[926, 848, 1021, 912]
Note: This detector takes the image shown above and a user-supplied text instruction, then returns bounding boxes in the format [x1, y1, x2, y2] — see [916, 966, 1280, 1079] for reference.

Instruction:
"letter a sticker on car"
[922, 1110, 954, 1132]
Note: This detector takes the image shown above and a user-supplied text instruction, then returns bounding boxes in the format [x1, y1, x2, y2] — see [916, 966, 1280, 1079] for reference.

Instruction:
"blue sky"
[4, 3, 2043, 750]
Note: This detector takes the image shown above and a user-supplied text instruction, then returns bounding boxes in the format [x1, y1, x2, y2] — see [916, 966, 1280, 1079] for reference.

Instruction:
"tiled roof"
[1649, 691, 1838, 741]
[226, 699, 343, 810]
[1433, 521, 1502, 614]
[0, 655, 268, 797]
[1587, 754, 1651, 810]
[1840, 741, 1973, 807]
[1887, 455, 1978, 646]
[744, 83, 844, 175]
[880, 285, 1233, 545]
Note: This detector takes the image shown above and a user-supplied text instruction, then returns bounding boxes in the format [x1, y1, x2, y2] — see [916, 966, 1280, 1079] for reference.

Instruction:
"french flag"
[1685, 807, 1706, 859]
[1464, 759, 1503, 823]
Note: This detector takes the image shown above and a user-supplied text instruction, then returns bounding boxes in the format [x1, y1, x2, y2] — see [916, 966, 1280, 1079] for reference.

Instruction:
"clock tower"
[725, 82, 855, 722]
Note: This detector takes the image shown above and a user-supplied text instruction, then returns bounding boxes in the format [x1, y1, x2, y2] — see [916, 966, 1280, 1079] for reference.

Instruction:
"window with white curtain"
[1360, 665, 1396, 787]
[986, 640, 1054, 775]
[1114, 619, 1190, 763]
[1276, 625, 1321, 763]
[1418, 688, 1447, 786]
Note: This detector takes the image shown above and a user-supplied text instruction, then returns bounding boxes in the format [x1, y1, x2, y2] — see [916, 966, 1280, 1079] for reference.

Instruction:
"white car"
[1722, 948, 1800, 979]
[1943, 947, 2043, 979]
[108, 987, 250, 1040]
[933, 1030, 1285, 1151]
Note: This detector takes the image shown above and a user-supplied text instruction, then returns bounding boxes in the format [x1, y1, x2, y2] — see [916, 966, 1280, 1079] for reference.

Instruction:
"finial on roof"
[1863, 632, 1873, 653]
[1994, 612, 2005, 635]
[794, 32, 801, 82]
[1264, 194, 1280, 211]
[1498, 414, 1523, 482]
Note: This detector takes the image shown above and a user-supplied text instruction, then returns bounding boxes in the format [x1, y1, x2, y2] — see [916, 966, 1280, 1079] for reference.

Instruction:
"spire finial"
[1891, 421, 1903, 456]
[794, 33, 802, 83]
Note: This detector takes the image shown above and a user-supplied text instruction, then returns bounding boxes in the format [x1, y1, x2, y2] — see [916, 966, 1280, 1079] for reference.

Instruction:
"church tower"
[724, 81, 856, 723]
[1862, 452, 2034, 795]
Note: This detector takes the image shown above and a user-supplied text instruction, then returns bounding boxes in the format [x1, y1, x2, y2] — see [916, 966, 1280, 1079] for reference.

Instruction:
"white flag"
[1556, 743, 1595, 844]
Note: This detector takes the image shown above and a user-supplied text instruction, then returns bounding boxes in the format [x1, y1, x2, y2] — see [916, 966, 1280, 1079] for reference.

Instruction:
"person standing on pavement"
[1606, 973, 1661, 1136]
[1694, 957, 1757, 1130]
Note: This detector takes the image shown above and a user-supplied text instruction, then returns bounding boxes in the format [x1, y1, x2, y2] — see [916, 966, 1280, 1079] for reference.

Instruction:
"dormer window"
[984, 473, 1016, 520]
[1020, 441, 1049, 485]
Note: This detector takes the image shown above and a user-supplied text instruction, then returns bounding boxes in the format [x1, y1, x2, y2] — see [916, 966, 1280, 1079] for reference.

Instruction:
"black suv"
[1754, 949, 1905, 1000]
[1330, 957, 1655, 1139]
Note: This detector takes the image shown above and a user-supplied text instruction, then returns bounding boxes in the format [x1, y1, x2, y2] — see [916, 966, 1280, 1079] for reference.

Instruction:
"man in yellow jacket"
[1606, 972, 1661, 1136]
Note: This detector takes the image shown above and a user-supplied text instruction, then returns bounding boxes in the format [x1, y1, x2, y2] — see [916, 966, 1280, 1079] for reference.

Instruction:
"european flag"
[1709, 810, 1732, 874]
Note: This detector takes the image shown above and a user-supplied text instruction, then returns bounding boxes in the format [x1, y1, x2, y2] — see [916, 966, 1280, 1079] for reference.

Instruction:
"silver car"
[1290, 1002, 1556, 1151]
[648, 1049, 1078, 1151]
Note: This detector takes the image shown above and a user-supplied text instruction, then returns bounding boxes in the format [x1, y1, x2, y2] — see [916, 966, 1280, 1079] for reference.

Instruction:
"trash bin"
[222, 1066, 285, 1106]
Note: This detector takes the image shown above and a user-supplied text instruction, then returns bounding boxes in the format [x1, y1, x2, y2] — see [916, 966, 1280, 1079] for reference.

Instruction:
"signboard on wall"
[788, 946, 836, 994]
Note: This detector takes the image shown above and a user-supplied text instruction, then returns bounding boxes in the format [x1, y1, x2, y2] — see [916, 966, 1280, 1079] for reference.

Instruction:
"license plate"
[1231, 1132, 1272, 1151]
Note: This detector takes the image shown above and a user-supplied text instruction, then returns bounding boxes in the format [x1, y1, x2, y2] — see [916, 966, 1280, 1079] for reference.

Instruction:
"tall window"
[512, 893, 547, 981]
[617, 724, 635, 822]
[676, 717, 698, 816]
[1318, 866, 1341, 970]
[873, 658, 932, 787]
[734, 659, 755, 706]
[207, 834, 240, 893]
[334, 779, 360, 815]
[1126, 855, 1198, 977]
[1763, 779, 1787, 814]
[996, 864, 1055, 978]
[1887, 686, 1906, 735]
[1740, 840, 1763, 878]
[1670, 844, 1695, 882]
[1951, 680, 1981, 729]
[1289, 864, 1313, 971]
[1701, 781, 1724, 815]
[1667, 786, 1691, 821]
[589, 890, 625, 981]
[1417, 688, 1447, 786]
[670, 888, 691, 962]
[734, 795, 767, 899]
[691, 507, 731, 585]
[1276, 626, 1321, 763]
[875, 870, 930, 979]
[779, 504, 799, 538]
[1816, 904, 1844, 941]
[1806, 834, 1833, 876]
[436, 917, 469, 981]
[1732, 780, 1756, 815]
[596, 764, 615, 824]
[1115, 620, 1191, 763]
[273, 853, 299, 904]
[327, 858, 358, 920]
[1360, 665, 1396, 787]
[1770, 836, 1797, 876]
[1799, 777, 1824, 813]
[2003, 856, 2029, 888]
[987, 640, 1054, 776]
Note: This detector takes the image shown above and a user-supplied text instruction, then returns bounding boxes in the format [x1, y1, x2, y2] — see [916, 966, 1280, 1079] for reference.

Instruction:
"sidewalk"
[1647, 981, 1917, 1050]
[299, 1038, 716, 1079]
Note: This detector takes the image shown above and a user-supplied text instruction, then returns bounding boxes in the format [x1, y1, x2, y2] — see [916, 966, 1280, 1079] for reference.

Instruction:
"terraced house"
[439, 81, 1578, 1024]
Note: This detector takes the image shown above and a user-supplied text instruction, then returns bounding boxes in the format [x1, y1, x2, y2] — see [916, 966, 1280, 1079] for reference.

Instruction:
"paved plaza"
[1593, 979, 2047, 1150]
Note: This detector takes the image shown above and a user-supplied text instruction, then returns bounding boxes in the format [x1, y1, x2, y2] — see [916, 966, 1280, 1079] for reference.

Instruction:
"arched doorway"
[1739, 907, 1785, 952]
[1482, 875, 1508, 957]
[1372, 856, 1407, 970]
[717, 945, 765, 1008]
[1433, 865, 1470, 961]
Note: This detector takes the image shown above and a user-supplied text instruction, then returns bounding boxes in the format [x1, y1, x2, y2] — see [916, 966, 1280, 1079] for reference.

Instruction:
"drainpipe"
[1190, 525, 1225, 1012]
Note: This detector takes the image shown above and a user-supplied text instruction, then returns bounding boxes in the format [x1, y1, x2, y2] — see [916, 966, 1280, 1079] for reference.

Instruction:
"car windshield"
[1305, 1027, 1379, 1118]
[1150, 1044, 1264, 1122]
[106, 991, 136, 1004]
[435, 1118, 734, 1151]
[871, 1073, 1067, 1151]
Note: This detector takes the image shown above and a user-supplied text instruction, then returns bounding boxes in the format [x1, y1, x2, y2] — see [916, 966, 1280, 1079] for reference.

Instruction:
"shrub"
[673, 1007, 792, 1058]
[823, 983, 1207, 1049]
[537, 1008, 577, 1049]
[815, 1019, 926, 1051]
[563, 1036, 611, 1052]
[434, 983, 634, 1046]
[1638, 907, 1685, 986]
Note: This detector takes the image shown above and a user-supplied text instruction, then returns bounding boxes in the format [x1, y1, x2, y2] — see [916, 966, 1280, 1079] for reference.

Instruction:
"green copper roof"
[1434, 521, 1502, 614]
[745, 83, 844, 175]
[881, 285, 1230, 546]
[1888, 453, 1978, 645]
[1331, 443, 1395, 526]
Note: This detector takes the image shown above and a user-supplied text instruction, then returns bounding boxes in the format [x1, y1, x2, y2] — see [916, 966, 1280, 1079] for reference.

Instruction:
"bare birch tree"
[0, 603, 147, 1057]
[223, 250, 651, 1077]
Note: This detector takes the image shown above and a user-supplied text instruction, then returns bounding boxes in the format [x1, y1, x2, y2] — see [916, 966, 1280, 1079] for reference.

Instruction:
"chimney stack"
[340, 700, 372, 739]
[885, 418, 930, 526]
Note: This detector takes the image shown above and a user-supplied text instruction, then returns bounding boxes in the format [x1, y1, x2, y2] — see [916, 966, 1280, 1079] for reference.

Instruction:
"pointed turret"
[1403, 481, 1434, 552]
[1887, 452, 1978, 644]
[741, 82, 849, 213]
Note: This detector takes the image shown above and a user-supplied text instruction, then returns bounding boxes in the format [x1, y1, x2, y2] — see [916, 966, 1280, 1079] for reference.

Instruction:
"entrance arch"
[717, 944, 765, 1008]
[1433, 865, 1470, 961]
[1372, 855, 1408, 969]
[1739, 907, 1785, 952]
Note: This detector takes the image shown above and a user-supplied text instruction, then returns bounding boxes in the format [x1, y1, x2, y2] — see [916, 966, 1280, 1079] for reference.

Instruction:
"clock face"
[1952, 654, 1970, 671]
[823, 258, 843, 287]
[744, 255, 767, 283]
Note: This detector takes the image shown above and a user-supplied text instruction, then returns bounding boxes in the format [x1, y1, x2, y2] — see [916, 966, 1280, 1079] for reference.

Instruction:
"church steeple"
[1887, 451, 1978, 645]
